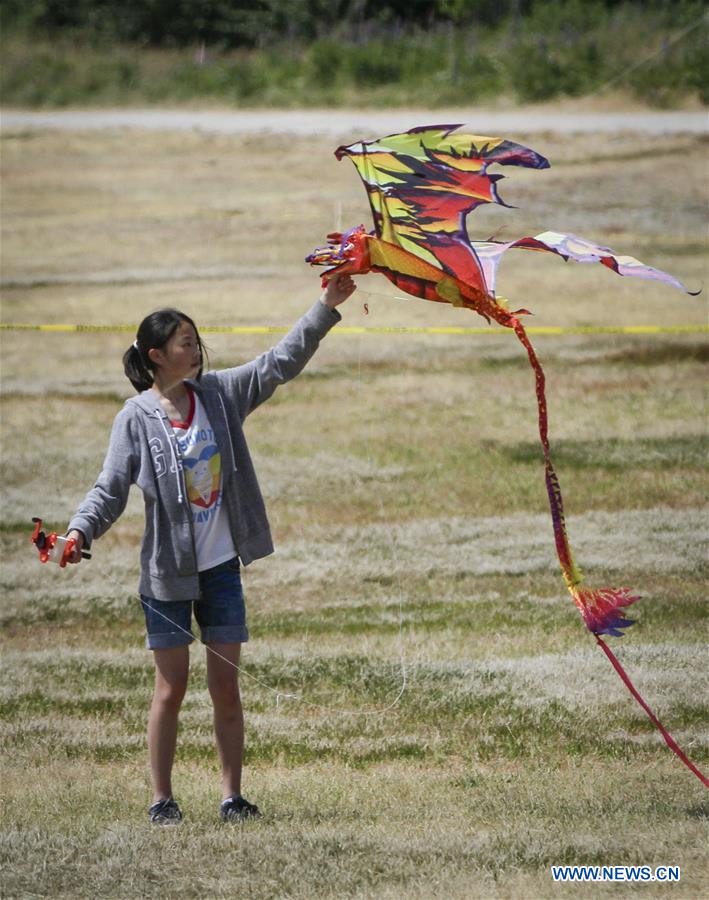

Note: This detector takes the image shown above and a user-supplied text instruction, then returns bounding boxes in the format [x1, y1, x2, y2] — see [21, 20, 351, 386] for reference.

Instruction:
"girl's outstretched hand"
[320, 273, 357, 309]
[66, 529, 85, 564]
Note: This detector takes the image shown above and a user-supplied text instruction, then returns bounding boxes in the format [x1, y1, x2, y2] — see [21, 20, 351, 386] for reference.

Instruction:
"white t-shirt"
[171, 387, 236, 571]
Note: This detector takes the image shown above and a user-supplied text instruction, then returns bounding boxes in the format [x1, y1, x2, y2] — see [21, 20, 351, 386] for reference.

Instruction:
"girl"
[66, 274, 356, 824]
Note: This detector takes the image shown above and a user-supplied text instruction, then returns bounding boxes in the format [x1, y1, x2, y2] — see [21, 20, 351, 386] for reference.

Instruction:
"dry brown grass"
[1, 123, 707, 899]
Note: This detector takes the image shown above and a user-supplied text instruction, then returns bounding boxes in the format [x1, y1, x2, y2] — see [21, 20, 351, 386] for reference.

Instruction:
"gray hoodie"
[69, 299, 341, 601]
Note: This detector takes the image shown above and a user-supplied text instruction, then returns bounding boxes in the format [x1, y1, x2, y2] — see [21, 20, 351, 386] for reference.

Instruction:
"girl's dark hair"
[123, 308, 207, 392]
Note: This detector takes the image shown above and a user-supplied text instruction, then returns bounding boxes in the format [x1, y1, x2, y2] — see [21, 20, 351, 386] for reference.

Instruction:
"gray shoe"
[148, 797, 182, 825]
[220, 795, 261, 822]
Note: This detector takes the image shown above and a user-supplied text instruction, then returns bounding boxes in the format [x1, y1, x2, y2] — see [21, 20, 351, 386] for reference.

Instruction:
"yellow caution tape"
[0, 323, 707, 336]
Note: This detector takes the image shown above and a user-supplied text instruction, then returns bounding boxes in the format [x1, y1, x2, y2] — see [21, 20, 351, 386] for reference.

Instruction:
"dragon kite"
[307, 124, 706, 788]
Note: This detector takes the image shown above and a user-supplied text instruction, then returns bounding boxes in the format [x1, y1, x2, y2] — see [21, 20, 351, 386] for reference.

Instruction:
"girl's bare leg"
[206, 643, 244, 799]
[148, 646, 190, 802]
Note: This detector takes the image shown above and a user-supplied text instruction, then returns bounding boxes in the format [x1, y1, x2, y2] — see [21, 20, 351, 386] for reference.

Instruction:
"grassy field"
[1, 122, 707, 898]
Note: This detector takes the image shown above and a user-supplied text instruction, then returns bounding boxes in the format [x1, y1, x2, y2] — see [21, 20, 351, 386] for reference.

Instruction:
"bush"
[307, 39, 342, 87]
[626, 22, 709, 107]
[344, 41, 405, 86]
[507, 37, 605, 102]
[0, 3, 706, 109]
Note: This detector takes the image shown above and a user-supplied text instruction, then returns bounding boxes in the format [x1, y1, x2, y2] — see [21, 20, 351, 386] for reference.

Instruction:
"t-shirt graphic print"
[171, 387, 236, 571]
[184, 443, 220, 510]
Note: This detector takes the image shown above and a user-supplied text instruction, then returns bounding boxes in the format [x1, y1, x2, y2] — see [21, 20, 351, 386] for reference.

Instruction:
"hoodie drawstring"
[218, 391, 238, 472]
[156, 412, 183, 504]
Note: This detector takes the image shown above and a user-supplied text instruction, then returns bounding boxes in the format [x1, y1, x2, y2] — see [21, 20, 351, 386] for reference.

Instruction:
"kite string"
[95, 297, 408, 718]
[589, 10, 708, 98]
[102, 567, 407, 719]
[70, 298, 707, 780]
[354, 301, 409, 708]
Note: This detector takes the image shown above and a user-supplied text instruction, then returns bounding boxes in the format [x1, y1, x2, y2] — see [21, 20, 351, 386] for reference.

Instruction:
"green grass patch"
[504, 434, 707, 470]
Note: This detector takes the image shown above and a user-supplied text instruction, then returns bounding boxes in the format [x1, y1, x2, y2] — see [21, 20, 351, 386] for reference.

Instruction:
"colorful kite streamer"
[307, 124, 706, 788]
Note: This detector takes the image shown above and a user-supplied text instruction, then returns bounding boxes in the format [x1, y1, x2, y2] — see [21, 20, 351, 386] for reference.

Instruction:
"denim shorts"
[140, 557, 249, 650]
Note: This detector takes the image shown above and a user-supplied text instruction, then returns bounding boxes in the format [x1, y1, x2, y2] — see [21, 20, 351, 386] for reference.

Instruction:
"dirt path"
[2, 108, 707, 135]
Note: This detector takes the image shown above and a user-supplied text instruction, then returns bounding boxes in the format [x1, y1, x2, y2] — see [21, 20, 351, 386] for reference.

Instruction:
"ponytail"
[123, 308, 206, 393]
[122, 342, 154, 392]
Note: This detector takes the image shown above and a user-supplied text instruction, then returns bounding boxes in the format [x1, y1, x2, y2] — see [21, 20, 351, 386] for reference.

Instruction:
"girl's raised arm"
[216, 274, 356, 420]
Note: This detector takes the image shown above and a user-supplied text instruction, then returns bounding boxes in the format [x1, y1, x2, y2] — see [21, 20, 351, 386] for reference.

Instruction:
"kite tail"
[510, 316, 708, 788]
[596, 636, 709, 788]
[509, 315, 620, 612]
[509, 318, 636, 630]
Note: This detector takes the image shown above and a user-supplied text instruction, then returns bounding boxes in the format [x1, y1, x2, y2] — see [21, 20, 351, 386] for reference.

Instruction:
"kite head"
[306, 225, 372, 282]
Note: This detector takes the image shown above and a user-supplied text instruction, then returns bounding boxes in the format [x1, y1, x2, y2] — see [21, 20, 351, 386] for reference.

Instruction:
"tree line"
[1, 0, 699, 49]
[2, 1, 705, 107]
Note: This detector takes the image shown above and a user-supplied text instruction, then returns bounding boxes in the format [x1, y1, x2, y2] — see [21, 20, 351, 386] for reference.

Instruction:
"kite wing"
[472, 231, 700, 297]
[335, 124, 550, 295]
